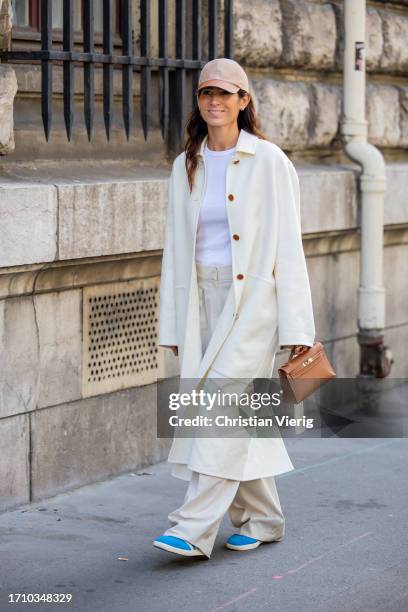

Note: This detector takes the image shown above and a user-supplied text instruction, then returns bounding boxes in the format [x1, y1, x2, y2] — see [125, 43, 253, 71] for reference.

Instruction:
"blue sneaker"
[153, 535, 206, 557]
[225, 534, 262, 551]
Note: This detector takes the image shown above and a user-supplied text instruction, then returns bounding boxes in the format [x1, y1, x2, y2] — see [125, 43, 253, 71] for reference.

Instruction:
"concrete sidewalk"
[1, 437, 407, 612]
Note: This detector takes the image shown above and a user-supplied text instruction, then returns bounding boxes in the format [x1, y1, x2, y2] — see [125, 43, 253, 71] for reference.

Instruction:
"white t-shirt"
[195, 143, 236, 266]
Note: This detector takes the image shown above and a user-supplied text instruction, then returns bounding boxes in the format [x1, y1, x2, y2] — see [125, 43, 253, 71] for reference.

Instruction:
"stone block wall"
[0, 0, 17, 154]
[231, 0, 408, 153]
[233, 0, 408, 75]
[1, 158, 408, 509]
[0, 65, 17, 154]
[3, 0, 408, 161]
[195, 0, 406, 155]
[0, 170, 176, 510]
[0, 249, 174, 511]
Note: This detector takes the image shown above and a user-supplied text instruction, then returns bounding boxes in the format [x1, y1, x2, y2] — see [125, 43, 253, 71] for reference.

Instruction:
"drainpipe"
[340, 0, 393, 377]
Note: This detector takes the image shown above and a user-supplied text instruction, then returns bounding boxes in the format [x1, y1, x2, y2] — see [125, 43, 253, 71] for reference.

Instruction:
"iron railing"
[0, 0, 234, 149]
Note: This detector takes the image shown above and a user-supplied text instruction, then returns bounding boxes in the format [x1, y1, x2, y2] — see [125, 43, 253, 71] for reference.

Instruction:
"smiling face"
[196, 86, 250, 128]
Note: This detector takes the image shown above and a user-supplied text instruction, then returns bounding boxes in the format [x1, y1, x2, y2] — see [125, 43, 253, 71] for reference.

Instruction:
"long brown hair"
[184, 90, 268, 192]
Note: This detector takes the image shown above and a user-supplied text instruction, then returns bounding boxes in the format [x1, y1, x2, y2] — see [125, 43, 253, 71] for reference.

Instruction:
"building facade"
[1, 0, 407, 511]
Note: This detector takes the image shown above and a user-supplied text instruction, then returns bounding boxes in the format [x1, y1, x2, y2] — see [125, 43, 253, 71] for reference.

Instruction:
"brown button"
[233, 234, 240, 241]
[233, 160, 240, 165]
[228, 194, 234, 201]
[236, 274, 244, 280]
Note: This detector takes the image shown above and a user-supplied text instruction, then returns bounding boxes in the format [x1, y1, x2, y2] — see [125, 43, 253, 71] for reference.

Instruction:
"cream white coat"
[158, 129, 315, 481]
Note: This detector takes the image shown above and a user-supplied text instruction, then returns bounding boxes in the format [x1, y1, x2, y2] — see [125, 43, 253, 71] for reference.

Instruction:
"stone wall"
[4, 0, 408, 162]
[0, 236, 175, 510]
[234, 0, 408, 74]
[231, 0, 408, 152]
[1, 157, 408, 509]
[0, 0, 12, 48]
[0, 0, 17, 154]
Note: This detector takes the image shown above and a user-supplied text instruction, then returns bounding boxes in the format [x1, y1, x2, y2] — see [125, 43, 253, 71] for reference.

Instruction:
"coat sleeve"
[274, 158, 316, 349]
[157, 163, 178, 347]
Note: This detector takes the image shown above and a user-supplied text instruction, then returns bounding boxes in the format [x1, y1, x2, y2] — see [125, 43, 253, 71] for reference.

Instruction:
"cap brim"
[197, 79, 240, 93]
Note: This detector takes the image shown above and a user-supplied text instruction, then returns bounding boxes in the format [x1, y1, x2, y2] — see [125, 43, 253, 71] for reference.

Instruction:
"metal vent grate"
[82, 278, 163, 397]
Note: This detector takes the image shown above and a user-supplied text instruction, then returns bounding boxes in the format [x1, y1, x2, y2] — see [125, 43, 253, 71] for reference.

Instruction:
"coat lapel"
[197, 128, 259, 158]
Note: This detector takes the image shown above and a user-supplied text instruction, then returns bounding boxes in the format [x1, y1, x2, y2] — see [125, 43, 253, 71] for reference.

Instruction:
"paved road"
[0, 437, 407, 612]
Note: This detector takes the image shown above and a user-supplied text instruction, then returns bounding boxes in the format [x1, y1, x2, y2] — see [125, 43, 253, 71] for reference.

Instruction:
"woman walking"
[154, 58, 315, 559]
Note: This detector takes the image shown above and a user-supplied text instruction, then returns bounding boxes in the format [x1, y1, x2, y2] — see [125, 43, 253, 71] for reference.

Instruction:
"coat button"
[228, 194, 234, 201]
[236, 273, 244, 280]
[232, 234, 240, 240]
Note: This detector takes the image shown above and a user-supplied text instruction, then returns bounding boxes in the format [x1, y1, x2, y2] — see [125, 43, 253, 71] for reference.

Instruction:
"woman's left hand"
[289, 345, 310, 359]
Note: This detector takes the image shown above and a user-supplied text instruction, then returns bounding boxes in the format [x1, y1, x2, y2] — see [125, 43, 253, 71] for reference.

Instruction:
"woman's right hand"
[161, 345, 178, 357]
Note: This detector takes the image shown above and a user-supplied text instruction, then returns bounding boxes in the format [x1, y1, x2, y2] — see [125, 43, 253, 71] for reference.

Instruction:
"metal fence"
[0, 0, 233, 150]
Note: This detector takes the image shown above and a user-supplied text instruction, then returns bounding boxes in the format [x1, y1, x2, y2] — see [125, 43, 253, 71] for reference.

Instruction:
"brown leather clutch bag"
[278, 341, 336, 404]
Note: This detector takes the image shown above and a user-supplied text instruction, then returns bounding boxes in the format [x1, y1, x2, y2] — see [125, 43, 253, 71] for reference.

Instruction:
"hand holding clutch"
[278, 342, 336, 404]
[289, 345, 311, 359]
[280, 344, 311, 357]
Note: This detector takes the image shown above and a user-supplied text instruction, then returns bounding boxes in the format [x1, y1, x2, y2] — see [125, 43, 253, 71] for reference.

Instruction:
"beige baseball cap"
[198, 58, 249, 93]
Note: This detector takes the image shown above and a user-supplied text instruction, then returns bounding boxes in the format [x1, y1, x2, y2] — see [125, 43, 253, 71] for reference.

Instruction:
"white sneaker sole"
[225, 540, 262, 551]
[153, 540, 206, 557]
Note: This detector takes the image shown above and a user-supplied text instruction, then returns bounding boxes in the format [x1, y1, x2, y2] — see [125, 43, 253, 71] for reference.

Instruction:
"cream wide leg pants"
[164, 263, 285, 558]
